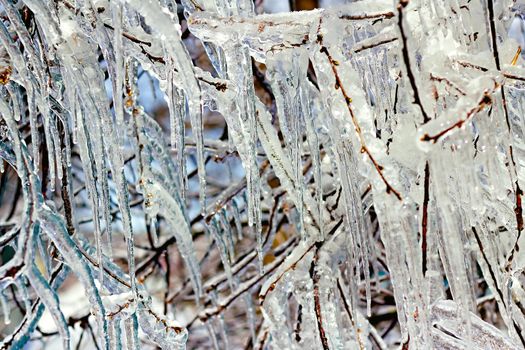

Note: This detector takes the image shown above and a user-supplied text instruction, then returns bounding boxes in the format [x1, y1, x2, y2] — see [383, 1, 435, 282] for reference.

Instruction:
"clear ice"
[1, 0, 525, 349]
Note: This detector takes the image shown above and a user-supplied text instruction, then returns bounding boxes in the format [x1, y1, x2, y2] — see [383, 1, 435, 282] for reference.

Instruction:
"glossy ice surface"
[1, 0, 525, 349]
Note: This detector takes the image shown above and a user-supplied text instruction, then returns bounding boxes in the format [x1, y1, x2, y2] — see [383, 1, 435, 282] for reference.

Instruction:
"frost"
[1, 0, 525, 349]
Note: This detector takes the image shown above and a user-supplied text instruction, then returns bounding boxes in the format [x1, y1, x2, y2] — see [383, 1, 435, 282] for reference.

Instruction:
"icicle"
[28, 262, 71, 350]
[0, 261, 70, 350]
[231, 198, 244, 240]
[255, 100, 320, 239]
[112, 2, 125, 132]
[121, 0, 207, 212]
[219, 208, 235, 262]
[209, 290, 230, 349]
[5, 84, 20, 123]
[0, 3, 42, 167]
[244, 290, 257, 347]
[312, 238, 345, 349]
[35, 90, 58, 194]
[108, 317, 123, 350]
[16, 277, 32, 317]
[301, 82, 324, 239]
[209, 216, 234, 291]
[0, 290, 10, 325]
[227, 47, 262, 272]
[165, 59, 187, 199]
[136, 110, 202, 296]
[75, 112, 106, 287]
[99, 166, 113, 280]
[205, 321, 221, 350]
[6, 1, 525, 348]
[124, 317, 139, 350]
[37, 227, 52, 277]
[37, 206, 109, 349]
[149, 215, 159, 247]
[50, 118, 63, 182]
[267, 49, 313, 239]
